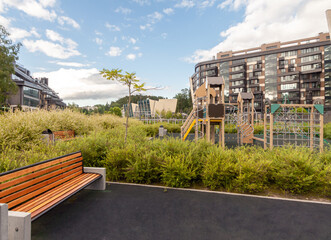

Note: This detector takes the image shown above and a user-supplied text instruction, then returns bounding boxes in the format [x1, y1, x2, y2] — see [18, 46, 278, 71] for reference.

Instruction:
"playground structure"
[181, 77, 325, 152]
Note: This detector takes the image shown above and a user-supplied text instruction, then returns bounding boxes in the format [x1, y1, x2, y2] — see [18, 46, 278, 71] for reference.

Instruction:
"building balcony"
[298, 50, 322, 58]
[302, 78, 320, 83]
[300, 68, 322, 74]
[298, 59, 322, 67]
[229, 69, 246, 75]
[230, 77, 246, 82]
[230, 84, 246, 89]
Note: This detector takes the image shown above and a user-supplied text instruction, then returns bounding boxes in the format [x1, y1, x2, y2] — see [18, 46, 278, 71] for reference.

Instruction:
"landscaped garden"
[1, 110, 330, 199]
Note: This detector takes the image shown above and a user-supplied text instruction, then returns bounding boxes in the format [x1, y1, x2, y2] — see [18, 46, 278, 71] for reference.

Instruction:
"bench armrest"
[83, 167, 106, 191]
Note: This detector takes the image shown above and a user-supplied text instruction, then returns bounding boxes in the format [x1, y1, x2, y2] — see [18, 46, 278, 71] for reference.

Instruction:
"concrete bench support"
[1, 204, 8, 240]
[8, 211, 31, 240]
[84, 167, 106, 190]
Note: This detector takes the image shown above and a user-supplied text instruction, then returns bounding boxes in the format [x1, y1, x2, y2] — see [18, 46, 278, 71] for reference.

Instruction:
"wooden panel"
[0, 153, 81, 183]
[30, 174, 99, 220]
[14, 174, 88, 212]
[7, 170, 82, 209]
[28, 174, 98, 216]
[0, 162, 82, 198]
[0, 157, 83, 191]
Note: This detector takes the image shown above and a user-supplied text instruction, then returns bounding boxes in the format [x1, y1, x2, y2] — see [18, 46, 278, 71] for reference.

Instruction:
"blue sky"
[1, 0, 330, 106]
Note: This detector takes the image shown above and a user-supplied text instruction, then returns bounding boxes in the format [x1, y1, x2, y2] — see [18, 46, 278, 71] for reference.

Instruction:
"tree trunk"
[125, 87, 131, 144]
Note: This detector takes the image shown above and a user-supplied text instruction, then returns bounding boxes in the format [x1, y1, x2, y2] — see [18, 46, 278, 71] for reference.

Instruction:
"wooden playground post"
[270, 111, 273, 150]
[310, 106, 314, 151]
[320, 113, 324, 153]
[264, 105, 267, 150]
[206, 84, 210, 142]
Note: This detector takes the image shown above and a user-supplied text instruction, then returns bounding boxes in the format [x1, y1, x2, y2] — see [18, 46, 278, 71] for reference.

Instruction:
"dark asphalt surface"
[32, 182, 331, 240]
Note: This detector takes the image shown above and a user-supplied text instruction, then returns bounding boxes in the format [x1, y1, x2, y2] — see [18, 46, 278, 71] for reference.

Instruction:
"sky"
[0, 0, 331, 106]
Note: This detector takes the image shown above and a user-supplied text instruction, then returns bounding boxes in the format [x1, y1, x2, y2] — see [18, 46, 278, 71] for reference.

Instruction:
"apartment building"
[8, 65, 66, 110]
[190, 33, 331, 112]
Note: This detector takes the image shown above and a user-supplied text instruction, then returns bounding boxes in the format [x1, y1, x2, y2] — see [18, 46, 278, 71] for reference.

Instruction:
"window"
[231, 65, 244, 72]
[280, 69, 286, 73]
[288, 67, 296, 72]
[281, 75, 298, 82]
[282, 92, 299, 98]
[248, 65, 253, 70]
[301, 63, 321, 71]
[281, 83, 298, 90]
[290, 59, 296, 64]
[247, 56, 261, 63]
[301, 54, 321, 63]
[232, 73, 244, 79]
[221, 54, 229, 58]
[206, 63, 217, 68]
[254, 71, 261, 77]
[23, 86, 39, 99]
[233, 80, 244, 86]
[232, 59, 245, 65]
[280, 51, 297, 57]
[255, 63, 262, 69]
[301, 47, 319, 54]
[279, 60, 286, 66]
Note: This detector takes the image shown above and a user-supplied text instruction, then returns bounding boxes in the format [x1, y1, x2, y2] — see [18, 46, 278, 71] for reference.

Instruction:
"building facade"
[123, 98, 177, 118]
[8, 65, 66, 110]
[191, 33, 331, 112]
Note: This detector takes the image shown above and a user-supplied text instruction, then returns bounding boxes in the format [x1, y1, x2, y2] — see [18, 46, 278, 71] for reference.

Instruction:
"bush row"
[1, 127, 330, 197]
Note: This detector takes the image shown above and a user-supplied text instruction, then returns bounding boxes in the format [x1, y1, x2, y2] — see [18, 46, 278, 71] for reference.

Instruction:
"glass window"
[265, 54, 277, 102]
[23, 97, 39, 107]
[290, 59, 296, 64]
[23, 86, 39, 99]
[301, 47, 319, 54]
[281, 75, 298, 82]
[280, 51, 297, 57]
[301, 54, 321, 63]
[232, 59, 245, 65]
[281, 83, 298, 90]
[248, 65, 253, 70]
[231, 65, 244, 72]
[247, 56, 261, 63]
[324, 45, 331, 61]
[232, 73, 244, 79]
[280, 68, 286, 73]
[301, 63, 321, 71]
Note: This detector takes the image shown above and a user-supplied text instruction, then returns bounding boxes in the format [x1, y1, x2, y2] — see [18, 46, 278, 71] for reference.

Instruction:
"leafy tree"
[0, 25, 21, 107]
[108, 107, 122, 117]
[174, 88, 192, 114]
[100, 68, 146, 143]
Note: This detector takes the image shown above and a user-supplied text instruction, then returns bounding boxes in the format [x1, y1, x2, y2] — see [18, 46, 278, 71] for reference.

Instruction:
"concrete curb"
[107, 181, 331, 205]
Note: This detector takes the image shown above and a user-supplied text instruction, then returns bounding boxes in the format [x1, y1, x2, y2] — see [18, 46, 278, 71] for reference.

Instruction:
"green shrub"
[161, 154, 197, 188]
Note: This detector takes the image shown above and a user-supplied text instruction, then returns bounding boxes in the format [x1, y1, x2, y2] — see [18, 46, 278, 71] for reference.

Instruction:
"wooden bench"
[0, 152, 105, 239]
[53, 130, 75, 141]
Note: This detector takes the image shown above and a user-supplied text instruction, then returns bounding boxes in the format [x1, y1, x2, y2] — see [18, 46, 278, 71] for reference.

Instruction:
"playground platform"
[32, 182, 331, 240]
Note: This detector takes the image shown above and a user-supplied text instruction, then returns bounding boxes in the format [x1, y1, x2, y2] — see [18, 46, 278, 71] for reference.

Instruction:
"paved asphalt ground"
[32, 182, 331, 240]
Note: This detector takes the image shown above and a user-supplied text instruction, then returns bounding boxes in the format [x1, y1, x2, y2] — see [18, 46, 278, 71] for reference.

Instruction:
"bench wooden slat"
[30, 174, 100, 220]
[0, 152, 82, 183]
[25, 174, 99, 216]
[0, 162, 82, 198]
[0, 157, 83, 191]
[7, 170, 82, 209]
[13, 173, 89, 212]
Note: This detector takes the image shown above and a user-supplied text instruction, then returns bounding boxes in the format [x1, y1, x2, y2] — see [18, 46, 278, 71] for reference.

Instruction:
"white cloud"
[163, 8, 174, 15]
[133, 46, 140, 50]
[187, 0, 331, 63]
[46, 29, 63, 42]
[94, 38, 103, 45]
[95, 30, 102, 36]
[115, 6, 132, 14]
[39, 0, 56, 8]
[217, 0, 246, 10]
[54, 62, 90, 67]
[105, 22, 121, 31]
[107, 46, 122, 56]
[129, 37, 137, 44]
[148, 11, 163, 23]
[33, 68, 128, 103]
[0, 0, 57, 21]
[23, 39, 81, 59]
[199, 0, 216, 9]
[161, 33, 168, 39]
[132, 0, 150, 5]
[174, 0, 195, 8]
[140, 23, 152, 31]
[58, 16, 80, 29]
[126, 53, 136, 60]
[0, 15, 11, 28]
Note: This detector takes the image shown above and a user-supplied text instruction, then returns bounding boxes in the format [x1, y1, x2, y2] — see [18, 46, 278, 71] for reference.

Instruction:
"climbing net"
[265, 104, 323, 150]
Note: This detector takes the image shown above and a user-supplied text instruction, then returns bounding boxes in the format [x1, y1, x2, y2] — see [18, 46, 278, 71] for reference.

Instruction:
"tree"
[0, 25, 21, 107]
[100, 68, 146, 143]
[174, 88, 192, 114]
[108, 107, 122, 117]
